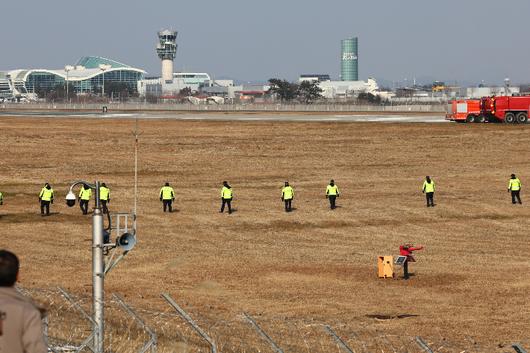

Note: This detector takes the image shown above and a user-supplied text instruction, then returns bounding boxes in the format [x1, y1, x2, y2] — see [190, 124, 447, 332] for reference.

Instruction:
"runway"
[0, 110, 446, 123]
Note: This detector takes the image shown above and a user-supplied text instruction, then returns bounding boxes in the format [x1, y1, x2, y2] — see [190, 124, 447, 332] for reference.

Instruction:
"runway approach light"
[116, 232, 136, 251]
[66, 191, 76, 207]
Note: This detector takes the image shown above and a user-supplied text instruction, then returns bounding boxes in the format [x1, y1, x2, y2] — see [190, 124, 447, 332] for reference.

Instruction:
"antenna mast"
[133, 119, 140, 229]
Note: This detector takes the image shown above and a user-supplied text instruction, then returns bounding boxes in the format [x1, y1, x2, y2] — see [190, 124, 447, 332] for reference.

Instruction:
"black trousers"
[284, 199, 292, 212]
[79, 200, 89, 214]
[101, 200, 109, 214]
[162, 200, 173, 212]
[511, 190, 522, 204]
[328, 195, 337, 209]
[426, 192, 434, 207]
[40, 200, 50, 215]
[221, 198, 232, 213]
[403, 260, 409, 279]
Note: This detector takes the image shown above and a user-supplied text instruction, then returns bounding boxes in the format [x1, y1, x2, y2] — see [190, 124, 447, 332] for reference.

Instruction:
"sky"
[2, 0, 530, 86]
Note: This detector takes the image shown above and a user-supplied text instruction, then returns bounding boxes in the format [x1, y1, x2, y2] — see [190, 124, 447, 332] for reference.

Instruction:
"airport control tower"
[156, 30, 177, 83]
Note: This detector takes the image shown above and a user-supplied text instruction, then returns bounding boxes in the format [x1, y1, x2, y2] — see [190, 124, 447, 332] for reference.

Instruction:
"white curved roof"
[9, 67, 146, 82]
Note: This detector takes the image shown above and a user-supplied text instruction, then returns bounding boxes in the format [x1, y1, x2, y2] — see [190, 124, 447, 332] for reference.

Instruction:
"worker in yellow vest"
[0, 190, 3, 205]
[508, 174, 522, 204]
[38, 183, 54, 216]
[422, 176, 435, 207]
[281, 181, 294, 212]
[220, 181, 233, 214]
[78, 184, 92, 215]
[99, 183, 111, 214]
[159, 182, 175, 212]
[326, 179, 340, 209]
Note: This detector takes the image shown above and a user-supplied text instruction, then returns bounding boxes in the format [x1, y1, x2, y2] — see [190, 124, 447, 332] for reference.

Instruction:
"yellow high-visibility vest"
[39, 187, 54, 201]
[423, 180, 435, 193]
[221, 186, 233, 199]
[79, 187, 92, 201]
[509, 178, 522, 191]
[160, 186, 174, 200]
[282, 186, 294, 200]
[99, 186, 110, 201]
[326, 184, 339, 196]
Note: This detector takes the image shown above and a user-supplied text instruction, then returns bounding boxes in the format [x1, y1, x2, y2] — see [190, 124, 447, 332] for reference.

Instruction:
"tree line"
[267, 79, 323, 103]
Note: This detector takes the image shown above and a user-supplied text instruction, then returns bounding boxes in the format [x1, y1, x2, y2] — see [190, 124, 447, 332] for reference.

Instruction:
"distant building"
[0, 56, 145, 100]
[138, 72, 214, 96]
[318, 78, 378, 98]
[299, 74, 331, 83]
[341, 37, 358, 81]
[466, 86, 520, 98]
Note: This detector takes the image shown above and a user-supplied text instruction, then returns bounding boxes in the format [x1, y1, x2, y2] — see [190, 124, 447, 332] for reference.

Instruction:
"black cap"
[165, 182, 169, 186]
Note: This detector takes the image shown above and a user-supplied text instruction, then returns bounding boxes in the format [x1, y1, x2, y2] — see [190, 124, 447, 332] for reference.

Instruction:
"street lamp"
[64, 65, 74, 104]
[65, 180, 136, 353]
[98, 64, 111, 98]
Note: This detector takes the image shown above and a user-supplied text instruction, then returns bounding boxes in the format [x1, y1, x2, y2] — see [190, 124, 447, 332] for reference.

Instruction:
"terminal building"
[0, 56, 145, 101]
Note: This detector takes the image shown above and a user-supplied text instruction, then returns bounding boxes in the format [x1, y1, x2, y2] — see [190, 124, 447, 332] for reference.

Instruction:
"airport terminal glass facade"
[26, 71, 65, 92]
[341, 37, 358, 81]
[24, 67, 144, 94]
[2, 57, 146, 97]
[85, 70, 144, 92]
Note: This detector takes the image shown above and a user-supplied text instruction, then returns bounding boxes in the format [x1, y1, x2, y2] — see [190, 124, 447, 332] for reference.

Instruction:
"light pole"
[98, 64, 111, 98]
[65, 181, 136, 353]
[66, 181, 104, 352]
[64, 65, 74, 104]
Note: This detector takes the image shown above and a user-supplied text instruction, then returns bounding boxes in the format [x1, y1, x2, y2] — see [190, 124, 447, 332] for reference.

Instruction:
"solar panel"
[394, 256, 407, 266]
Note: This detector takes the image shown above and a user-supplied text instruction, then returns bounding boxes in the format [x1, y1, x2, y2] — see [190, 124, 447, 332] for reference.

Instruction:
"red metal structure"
[480, 96, 530, 124]
[446, 99, 482, 123]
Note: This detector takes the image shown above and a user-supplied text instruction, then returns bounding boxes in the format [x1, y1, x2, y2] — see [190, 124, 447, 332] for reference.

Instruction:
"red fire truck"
[446, 99, 483, 123]
[480, 96, 530, 124]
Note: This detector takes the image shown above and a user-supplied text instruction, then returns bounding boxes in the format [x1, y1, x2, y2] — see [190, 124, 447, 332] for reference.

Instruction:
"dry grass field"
[1, 116, 530, 352]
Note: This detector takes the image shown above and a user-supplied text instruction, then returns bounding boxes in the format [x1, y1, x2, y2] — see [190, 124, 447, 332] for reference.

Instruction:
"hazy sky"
[2, 0, 530, 85]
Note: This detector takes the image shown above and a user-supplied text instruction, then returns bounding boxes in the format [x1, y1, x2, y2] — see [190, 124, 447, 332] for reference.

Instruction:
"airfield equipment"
[65, 180, 137, 353]
[377, 256, 394, 278]
[446, 99, 482, 123]
[481, 95, 530, 124]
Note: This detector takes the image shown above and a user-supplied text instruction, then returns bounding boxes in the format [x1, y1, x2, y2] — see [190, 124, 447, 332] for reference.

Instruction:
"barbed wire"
[19, 286, 522, 353]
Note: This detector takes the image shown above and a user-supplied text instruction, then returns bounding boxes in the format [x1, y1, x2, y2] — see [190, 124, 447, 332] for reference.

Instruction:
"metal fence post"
[112, 293, 157, 353]
[323, 325, 355, 353]
[161, 293, 217, 353]
[243, 312, 284, 353]
[415, 336, 434, 353]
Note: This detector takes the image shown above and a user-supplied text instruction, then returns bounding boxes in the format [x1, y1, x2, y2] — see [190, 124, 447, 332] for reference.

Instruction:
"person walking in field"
[422, 176, 435, 207]
[99, 183, 111, 214]
[0, 190, 3, 205]
[78, 184, 92, 215]
[159, 182, 175, 212]
[326, 179, 340, 209]
[508, 173, 522, 204]
[281, 181, 294, 212]
[38, 183, 53, 216]
[0, 249, 48, 353]
[220, 181, 233, 214]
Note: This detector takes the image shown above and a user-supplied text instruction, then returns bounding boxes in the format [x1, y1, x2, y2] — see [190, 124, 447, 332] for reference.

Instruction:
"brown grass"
[1, 116, 530, 351]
